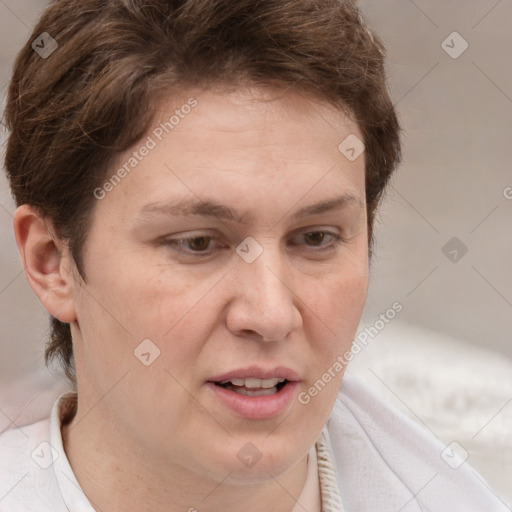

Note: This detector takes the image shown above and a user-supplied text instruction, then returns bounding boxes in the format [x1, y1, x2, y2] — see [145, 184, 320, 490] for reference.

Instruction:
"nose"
[225, 246, 303, 342]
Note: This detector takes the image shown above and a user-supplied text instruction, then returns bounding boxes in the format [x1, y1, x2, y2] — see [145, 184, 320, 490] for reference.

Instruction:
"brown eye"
[289, 230, 342, 252]
[162, 234, 219, 257]
[303, 231, 326, 246]
[186, 236, 212, 251]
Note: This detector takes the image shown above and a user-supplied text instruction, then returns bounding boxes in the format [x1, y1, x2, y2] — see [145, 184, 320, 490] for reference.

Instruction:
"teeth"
[234, 387, 277, 397]
[219, 377, 286, 389]
[257, 378, 286, 389]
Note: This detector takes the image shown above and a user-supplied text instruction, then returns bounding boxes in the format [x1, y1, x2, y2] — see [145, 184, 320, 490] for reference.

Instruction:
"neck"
[61, 404, 310, 512]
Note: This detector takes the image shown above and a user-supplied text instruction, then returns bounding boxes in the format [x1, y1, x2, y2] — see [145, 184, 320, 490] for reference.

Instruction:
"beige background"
[0, 0, 511, 506]
[360, 0, 512, 355]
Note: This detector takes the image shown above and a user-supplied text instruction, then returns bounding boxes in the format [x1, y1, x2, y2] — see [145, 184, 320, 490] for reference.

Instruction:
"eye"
[161, 234, 220, 255]
[181, 236, 213, 252]
[291, 229, 343, 250]
[303, 231, 329, 246]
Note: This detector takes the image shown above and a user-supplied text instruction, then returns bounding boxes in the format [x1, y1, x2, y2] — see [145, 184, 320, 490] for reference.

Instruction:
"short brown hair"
[4, 0, 401, 386]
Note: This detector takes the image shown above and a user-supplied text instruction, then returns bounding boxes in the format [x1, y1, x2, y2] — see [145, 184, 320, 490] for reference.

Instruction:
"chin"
[210, 435, 309, 485]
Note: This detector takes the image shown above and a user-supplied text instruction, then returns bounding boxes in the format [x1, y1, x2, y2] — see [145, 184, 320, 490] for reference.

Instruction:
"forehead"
[152, 86, 362, 154]
[94, 87, 366, 223]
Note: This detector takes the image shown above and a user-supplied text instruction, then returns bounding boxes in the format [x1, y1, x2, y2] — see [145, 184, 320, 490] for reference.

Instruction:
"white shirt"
[0, 373, 508, 511]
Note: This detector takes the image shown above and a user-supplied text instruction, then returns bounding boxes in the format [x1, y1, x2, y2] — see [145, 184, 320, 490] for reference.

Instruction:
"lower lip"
[207, 381, 299, 420]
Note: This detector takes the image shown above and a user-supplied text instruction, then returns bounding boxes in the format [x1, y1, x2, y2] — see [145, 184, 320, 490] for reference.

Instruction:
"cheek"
[82, 264, 222, 376]
[299, 267, 367, 420]
[306, 260, 368, 362]
[82, 251, 183, 331]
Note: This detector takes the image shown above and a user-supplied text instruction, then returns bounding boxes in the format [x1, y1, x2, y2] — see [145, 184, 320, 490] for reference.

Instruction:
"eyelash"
[161, 230, 344, 258]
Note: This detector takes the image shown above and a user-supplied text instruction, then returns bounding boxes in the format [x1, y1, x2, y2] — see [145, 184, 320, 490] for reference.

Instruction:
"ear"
[13, 204, 77, 324]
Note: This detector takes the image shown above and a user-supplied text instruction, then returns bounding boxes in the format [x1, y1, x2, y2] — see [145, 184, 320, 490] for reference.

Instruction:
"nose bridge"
[229, 240, 301, 340]
[239, 238, 289, 306]
[246, 253, 288, 308]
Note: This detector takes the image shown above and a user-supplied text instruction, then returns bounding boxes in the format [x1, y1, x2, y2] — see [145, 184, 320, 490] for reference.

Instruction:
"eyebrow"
[138, 194, 363, 225]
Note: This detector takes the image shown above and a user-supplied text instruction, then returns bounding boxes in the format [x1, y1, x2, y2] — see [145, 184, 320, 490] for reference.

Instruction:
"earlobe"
[13, 204, 77, 324]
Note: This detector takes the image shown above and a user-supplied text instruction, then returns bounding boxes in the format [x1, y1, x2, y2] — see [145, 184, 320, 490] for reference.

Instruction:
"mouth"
[207, 367, 300, 419]
[214, 377, 289, 397]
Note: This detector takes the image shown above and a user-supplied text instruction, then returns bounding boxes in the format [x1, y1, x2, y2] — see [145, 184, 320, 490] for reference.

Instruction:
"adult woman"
[0, 1, 507, 511]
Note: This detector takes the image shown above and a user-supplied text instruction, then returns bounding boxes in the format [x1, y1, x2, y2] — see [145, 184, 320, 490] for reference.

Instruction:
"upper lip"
[209, 366, 300, 383]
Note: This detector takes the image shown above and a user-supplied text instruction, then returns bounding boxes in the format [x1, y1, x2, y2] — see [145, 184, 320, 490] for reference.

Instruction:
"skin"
[14, 86, 368, 512]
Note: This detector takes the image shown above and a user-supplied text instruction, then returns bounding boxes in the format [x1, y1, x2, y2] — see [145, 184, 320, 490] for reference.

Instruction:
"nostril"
[238, 329, 263, 339]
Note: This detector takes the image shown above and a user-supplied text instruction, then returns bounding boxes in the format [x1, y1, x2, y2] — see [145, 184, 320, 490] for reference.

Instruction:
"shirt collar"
[50, 392, 94, 511]
[316, 429, 345, 512]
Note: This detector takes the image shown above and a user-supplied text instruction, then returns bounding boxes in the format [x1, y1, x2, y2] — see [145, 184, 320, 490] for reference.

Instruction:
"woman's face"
[70, 87, 368, 483]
